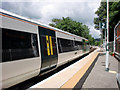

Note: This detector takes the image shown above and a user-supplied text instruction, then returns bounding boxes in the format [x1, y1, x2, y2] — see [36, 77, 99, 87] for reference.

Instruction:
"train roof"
[0, 8, 88, 41]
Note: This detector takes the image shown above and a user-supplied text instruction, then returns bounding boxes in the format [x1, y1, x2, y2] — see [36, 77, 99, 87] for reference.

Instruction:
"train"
[114, 21, 120, 59]
[108, 21, 120, 60]
[0, 9, 90, 89]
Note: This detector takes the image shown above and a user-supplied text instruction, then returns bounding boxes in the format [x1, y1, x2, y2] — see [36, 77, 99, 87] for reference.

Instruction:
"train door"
[38, 26, 58, 71]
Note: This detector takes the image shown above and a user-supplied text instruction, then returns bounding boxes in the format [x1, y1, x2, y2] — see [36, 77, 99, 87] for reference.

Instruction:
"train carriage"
[114, 21, 120, 59]
[0, 9, 90, 89]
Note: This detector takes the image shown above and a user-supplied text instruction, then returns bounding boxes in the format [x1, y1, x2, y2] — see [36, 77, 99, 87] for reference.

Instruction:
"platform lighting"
[105, 0, 109, 71]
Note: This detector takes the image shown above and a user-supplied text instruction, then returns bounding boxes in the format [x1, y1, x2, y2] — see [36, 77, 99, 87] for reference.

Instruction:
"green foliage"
[94, 2, 107, 30]
[109, 2, 120, 30]
[94, 41, 101, 46]
[94, 1, 120, 41]
[49, 17, 96, 45]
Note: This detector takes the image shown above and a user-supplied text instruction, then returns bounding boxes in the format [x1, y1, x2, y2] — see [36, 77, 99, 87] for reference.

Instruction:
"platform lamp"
[99, 0, 109, 71]
[105, 0, 109, 71]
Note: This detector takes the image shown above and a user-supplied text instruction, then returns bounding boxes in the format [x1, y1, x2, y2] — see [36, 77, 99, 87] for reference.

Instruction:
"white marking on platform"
[109, 70, 117, 74]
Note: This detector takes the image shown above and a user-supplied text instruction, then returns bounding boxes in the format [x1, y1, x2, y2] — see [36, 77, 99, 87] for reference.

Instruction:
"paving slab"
[82, 53, 119, 88]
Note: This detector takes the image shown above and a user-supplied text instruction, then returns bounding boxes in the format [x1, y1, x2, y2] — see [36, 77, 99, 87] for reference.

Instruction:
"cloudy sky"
[1, 0, 101, 39]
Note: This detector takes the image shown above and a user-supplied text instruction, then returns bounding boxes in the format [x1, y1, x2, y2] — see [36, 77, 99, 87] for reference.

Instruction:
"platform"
[82, 52, 119, 88]
[29, 48, 119, 89]
[29, 49, 99, 89]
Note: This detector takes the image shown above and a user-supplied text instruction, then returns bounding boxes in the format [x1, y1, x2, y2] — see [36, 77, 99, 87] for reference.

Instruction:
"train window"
[57, 38, 63, 53]
[2, 28, 39, 62]
[74, 41, 83, 50]
[40, 35, 48, 56]
[52, 37, 57, 55]
[57, 38, 74, 53]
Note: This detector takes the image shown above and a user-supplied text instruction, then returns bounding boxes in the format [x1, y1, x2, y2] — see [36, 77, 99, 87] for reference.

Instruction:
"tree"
[49, 17, 95, 45]
[94, 1, 120, 41]
[50, 17, 84, 36]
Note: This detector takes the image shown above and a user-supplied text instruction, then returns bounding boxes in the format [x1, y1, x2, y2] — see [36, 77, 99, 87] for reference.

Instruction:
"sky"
[1, 0, 101, 39]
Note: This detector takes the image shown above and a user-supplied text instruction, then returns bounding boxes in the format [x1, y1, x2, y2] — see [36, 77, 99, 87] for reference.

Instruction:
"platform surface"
[82, 53, 119, 88]
[30, 49, 99, 89]
[30, 49, 119, 89]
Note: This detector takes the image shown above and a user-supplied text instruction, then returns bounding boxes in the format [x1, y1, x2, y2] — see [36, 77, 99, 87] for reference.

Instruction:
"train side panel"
[114, 21, 120, 58]
[56, 31, 74, 65]
[115, 23, 120, 54]
[56, 31, 87, 66]
[1, 15, 41, 88]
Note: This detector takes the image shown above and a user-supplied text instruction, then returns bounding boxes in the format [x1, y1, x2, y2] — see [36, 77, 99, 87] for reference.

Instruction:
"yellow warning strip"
[60, 52, 99, 88]
[49, 36, 53, 55]
[46, 35, 50, 56]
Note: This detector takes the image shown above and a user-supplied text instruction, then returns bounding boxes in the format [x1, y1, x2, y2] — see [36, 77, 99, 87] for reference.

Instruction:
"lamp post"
[105, 28, 106, 50]
[105, 0, 109, 71]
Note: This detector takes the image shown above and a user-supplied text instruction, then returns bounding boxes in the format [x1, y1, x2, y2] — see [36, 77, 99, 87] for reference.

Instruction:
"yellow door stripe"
[46, 35, 50, 56]
[49, 36, 53, 55]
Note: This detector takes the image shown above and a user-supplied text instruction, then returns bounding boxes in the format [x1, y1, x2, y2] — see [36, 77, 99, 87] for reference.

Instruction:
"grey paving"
[82, 53, 119, 88]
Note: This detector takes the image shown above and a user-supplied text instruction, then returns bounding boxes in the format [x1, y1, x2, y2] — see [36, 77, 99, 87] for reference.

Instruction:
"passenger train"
[114, 21, 120, 59]
[0, 9, 90, 88]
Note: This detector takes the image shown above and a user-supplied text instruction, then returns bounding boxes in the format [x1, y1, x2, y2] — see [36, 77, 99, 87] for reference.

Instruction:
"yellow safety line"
[60, 52, 99, 88]
[49, 36, 53, 55]
[46, 35, 50, 56]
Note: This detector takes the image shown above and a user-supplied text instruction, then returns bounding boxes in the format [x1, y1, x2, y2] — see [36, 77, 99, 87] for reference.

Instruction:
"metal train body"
[114, 21, 120, 58]
[0, 9, 90, 88]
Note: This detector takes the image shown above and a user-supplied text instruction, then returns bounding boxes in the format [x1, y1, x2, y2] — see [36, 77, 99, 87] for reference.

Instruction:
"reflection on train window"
[40, 35, 48, 56]
[52, 37, 57, 55]
[57, 38, 74, 53]
[2, 28, 39, 62]
[74, 41, 83, 50]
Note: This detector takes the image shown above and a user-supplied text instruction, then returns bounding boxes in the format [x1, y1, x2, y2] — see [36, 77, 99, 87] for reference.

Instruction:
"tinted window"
[40, 35, 48, 56]
[52, 37, 57, 55]
[2, 28, 39, 62]
[57, 38, 74, 53]
[74, 41, 83, 50]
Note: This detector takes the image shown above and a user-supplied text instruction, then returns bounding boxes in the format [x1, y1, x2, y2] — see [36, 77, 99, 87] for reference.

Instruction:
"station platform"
[82, 52, 119, 89]
[29, 48, 119, 89]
